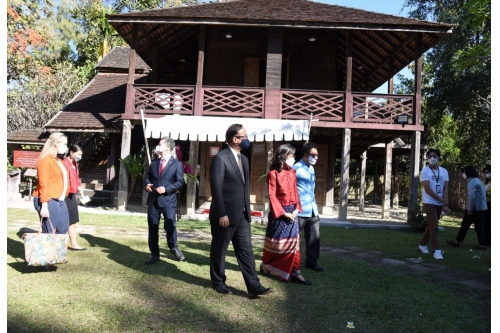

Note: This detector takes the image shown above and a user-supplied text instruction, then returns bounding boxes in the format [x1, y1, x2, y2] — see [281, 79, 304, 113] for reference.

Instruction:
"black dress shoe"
[170, 248, 185, 261]
[290, 275, 312, 285]
[305, 264, 325, 272]
[68, 247, 88, 251]
[260, 264, 272, 276]
[446, 239, 461, 247]
[212, 284, 232, 294]
[248, 286, 273, 298]
[145, 255, 160, 265]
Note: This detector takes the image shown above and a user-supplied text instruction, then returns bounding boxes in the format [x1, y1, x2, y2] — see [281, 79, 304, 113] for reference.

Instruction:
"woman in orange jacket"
[32, 132, 70, 234]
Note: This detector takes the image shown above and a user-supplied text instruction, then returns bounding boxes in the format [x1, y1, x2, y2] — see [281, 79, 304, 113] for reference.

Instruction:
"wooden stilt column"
[117, 120, 133, 211]
[186, 140, 199, 214]
[407, 131, 421, 220]
[359, 151, 366, 211]
[264, 27, 283, 119]
[194, 25, 206, 116]
[382, 141, 393, 218]
[325, 135, 336, 215]
[339, 128, 351, 221]
[263, 142, 274, 220]
[373, 159, 379, 203]
[392, 156, 399, 208]
[355, 159, 360, 200]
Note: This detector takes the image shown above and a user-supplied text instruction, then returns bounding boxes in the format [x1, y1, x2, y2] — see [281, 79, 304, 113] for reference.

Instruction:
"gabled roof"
[7, 130, 50, 145]
[95, 46, 151, 73]
[44, 73, 149, 132]
[107, 0, 453, 32]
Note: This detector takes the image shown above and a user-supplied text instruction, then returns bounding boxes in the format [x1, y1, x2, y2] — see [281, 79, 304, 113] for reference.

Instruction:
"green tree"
[400, 0, 491, 167]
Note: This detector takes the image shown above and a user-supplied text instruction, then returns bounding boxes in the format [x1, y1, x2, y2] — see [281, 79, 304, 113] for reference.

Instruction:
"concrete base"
[116, 190, 128, 211]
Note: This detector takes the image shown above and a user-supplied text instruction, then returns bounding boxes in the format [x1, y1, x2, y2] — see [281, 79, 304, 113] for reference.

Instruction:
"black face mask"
[239, 138, 251, 150]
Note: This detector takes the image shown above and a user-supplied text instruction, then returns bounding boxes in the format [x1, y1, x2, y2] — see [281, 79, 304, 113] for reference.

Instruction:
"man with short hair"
[209, 124, 273, 298]
[144, 137, 185, 264]
[293, 142, 324, 272]
[418, 148, 450, 260]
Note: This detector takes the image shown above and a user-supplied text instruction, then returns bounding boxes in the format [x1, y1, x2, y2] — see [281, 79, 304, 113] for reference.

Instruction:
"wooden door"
[244, 57, 260, 87]
[204, 143, 222, 200]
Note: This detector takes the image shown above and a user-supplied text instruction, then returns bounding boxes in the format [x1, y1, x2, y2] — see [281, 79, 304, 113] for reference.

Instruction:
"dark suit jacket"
[145, 157, 184, 208]
[209, 147, 251, 225]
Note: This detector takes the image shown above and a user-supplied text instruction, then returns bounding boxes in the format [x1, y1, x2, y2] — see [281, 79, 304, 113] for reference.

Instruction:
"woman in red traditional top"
[260, 144, 311, 285]
[62, 144, 87, 251]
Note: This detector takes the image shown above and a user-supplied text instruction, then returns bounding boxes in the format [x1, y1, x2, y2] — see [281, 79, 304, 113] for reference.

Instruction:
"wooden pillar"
[117, 120, 133, 211]
[392, 155, 399, 208]
[355, 159, 361, 200]
[344, 30, 353, 123]
[125, 24, 139, 115]
[359, 151, 367, 211]
[264, 27, 283, 119]
[388, 55, 394, 94]
[339, 128, 351, 220]
[382, 141, 393, 218]
[372, 158, 379, 203]
[198, 142, 207, 206]
[151, 46, 159, 84]
[186, 140, 199, 214]
[109, 133, 116, 188]
[414, 32, 422, 125]
[194, 25, 206, 116]
[325, 135, 336, 215]
[407, 131, 421, 220]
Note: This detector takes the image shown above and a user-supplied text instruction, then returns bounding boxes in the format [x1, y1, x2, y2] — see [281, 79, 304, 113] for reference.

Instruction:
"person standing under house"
[144, 137, 185, 264]
[293, 142, 324, 272]
[62, 144, 87, 251]
[261, 144, 311, 285]
[209, 124, 273, 298]
[446, 166, 488, 250]
[417, 148, 450, 260]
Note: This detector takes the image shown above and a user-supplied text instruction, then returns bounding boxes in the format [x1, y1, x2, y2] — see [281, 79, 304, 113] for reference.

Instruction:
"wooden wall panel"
[250, 143, 266, 203]
[314, 144, 328, 206]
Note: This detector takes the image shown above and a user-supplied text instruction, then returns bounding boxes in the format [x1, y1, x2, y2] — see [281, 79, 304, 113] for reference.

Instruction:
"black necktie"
[237, 154, 245, 184]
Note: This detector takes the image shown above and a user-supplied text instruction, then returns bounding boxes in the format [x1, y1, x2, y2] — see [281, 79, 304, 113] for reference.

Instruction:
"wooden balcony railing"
[127, 84, 419, 128]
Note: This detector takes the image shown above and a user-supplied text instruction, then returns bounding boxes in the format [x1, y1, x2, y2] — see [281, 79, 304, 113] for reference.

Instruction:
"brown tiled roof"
[7, 130, 50, 144]
[95, 46, 151, 72]
[108, 0, 453, 30]
[44, 73, 149, 131]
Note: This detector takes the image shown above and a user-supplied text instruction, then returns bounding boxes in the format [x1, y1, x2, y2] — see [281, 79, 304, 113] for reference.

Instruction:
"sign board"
[13, 150, 41, 168]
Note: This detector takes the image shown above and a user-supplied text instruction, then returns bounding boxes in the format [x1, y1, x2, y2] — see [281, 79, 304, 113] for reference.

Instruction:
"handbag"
[22, 217, 69, 266]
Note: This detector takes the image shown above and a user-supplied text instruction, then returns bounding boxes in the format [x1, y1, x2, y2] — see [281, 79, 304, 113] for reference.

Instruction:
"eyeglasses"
[309, 154, 319, 158]
[235, 135, 248, 139]
[427, 155, 438, 158]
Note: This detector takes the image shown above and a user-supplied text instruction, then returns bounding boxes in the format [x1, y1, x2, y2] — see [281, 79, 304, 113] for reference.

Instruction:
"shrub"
[407, 204, 427, 231]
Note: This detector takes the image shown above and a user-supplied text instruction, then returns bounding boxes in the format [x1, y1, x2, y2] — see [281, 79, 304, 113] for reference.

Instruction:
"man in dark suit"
[209, 124, 273, 298]
[144, 137, 185, 264]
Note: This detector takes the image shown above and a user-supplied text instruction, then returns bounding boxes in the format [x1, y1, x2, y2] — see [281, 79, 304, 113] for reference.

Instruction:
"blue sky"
[317, 0, 413, 93]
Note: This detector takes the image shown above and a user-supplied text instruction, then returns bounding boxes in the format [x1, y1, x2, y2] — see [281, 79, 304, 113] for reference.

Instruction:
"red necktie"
[159, 159, 166, 175]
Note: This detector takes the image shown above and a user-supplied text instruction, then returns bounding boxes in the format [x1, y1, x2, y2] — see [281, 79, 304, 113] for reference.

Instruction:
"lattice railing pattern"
[134, 85, 194, 115]
[202, 87, 264, 116]
[352, 94, 414, 124]
[281, 90, 344, 121]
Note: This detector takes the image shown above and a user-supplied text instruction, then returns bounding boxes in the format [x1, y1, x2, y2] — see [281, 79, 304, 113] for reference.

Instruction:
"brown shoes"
[445, 240, 460, 247]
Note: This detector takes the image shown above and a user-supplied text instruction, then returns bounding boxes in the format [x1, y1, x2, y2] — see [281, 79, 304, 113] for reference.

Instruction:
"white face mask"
[57, 145, 68, 155]
[72, 154, 82, 162]
[463, 173, 467, 179]
[155, 145, 163, 153]
[486, 173, 491, 179]
[428, 157, 438, 165]
[285, 157, 295, 167]
[308, 155, 317, 165]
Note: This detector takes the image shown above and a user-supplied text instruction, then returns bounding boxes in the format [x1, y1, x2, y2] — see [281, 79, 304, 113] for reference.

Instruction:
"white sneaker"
[418, 245, 429, 254]
[433, 250, 444, 260]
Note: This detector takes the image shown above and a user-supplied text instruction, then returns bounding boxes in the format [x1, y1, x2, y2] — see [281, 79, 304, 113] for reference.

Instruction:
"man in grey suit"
[144, 137, 185, 264]
[209, 124, 273, 298]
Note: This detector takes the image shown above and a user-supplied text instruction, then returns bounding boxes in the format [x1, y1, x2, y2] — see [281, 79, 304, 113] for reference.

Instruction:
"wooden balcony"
[124, 84, 421, 131]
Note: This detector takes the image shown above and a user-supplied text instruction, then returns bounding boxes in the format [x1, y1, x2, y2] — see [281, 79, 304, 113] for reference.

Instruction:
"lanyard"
[429, 166, 440, 182]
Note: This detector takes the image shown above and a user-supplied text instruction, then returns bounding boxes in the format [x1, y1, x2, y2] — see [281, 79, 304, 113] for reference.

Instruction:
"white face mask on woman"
[285, 157, 295, 167]
[57, 145, 68, 155]
[486, 173, 491, 179]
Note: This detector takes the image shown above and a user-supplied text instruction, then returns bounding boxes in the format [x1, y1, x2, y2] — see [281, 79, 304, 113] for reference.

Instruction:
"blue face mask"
[239, 138, 251, 150]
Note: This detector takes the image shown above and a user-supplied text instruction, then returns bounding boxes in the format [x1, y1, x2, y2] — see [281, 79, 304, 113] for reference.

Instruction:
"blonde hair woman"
[32, 132, 70, 234]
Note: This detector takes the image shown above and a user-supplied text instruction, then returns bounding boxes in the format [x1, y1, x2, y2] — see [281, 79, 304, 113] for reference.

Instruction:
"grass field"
[7, 208, 491, 332]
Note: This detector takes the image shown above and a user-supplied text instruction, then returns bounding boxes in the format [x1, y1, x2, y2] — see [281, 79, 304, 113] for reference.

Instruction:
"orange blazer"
[32, 155, 70, 203]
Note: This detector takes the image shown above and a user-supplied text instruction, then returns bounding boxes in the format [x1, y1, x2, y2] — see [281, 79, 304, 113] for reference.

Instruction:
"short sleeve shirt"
[420, 165, 449, 205]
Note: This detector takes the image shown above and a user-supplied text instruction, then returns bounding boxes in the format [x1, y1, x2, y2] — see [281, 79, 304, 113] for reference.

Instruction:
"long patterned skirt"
[261, 204, 301, 281]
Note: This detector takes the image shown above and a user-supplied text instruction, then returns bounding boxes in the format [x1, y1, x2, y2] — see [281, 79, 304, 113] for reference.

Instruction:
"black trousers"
[209, 215, 261, 292]
[456, 210, 487, 247]
[484, 202, 491, 246]
[298, 215, 321, 267]
[147, 201, 178, 257]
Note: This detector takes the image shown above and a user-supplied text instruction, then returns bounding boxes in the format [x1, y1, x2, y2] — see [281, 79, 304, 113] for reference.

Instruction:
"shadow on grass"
[7, 236, 62, 274]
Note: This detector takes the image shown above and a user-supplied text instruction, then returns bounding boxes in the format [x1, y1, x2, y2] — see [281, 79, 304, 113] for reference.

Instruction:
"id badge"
[435, 184, 442, 194]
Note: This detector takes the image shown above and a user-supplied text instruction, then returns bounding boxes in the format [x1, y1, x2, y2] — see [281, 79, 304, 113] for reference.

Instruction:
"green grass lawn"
[7, 208, 491, 333]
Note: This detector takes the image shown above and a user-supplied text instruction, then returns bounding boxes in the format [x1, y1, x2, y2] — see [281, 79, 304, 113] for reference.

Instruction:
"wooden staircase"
[78, 134, 116, 207]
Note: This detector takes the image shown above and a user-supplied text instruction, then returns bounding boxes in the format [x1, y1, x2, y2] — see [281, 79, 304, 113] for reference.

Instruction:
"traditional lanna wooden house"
[46, 0, 454, 220]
